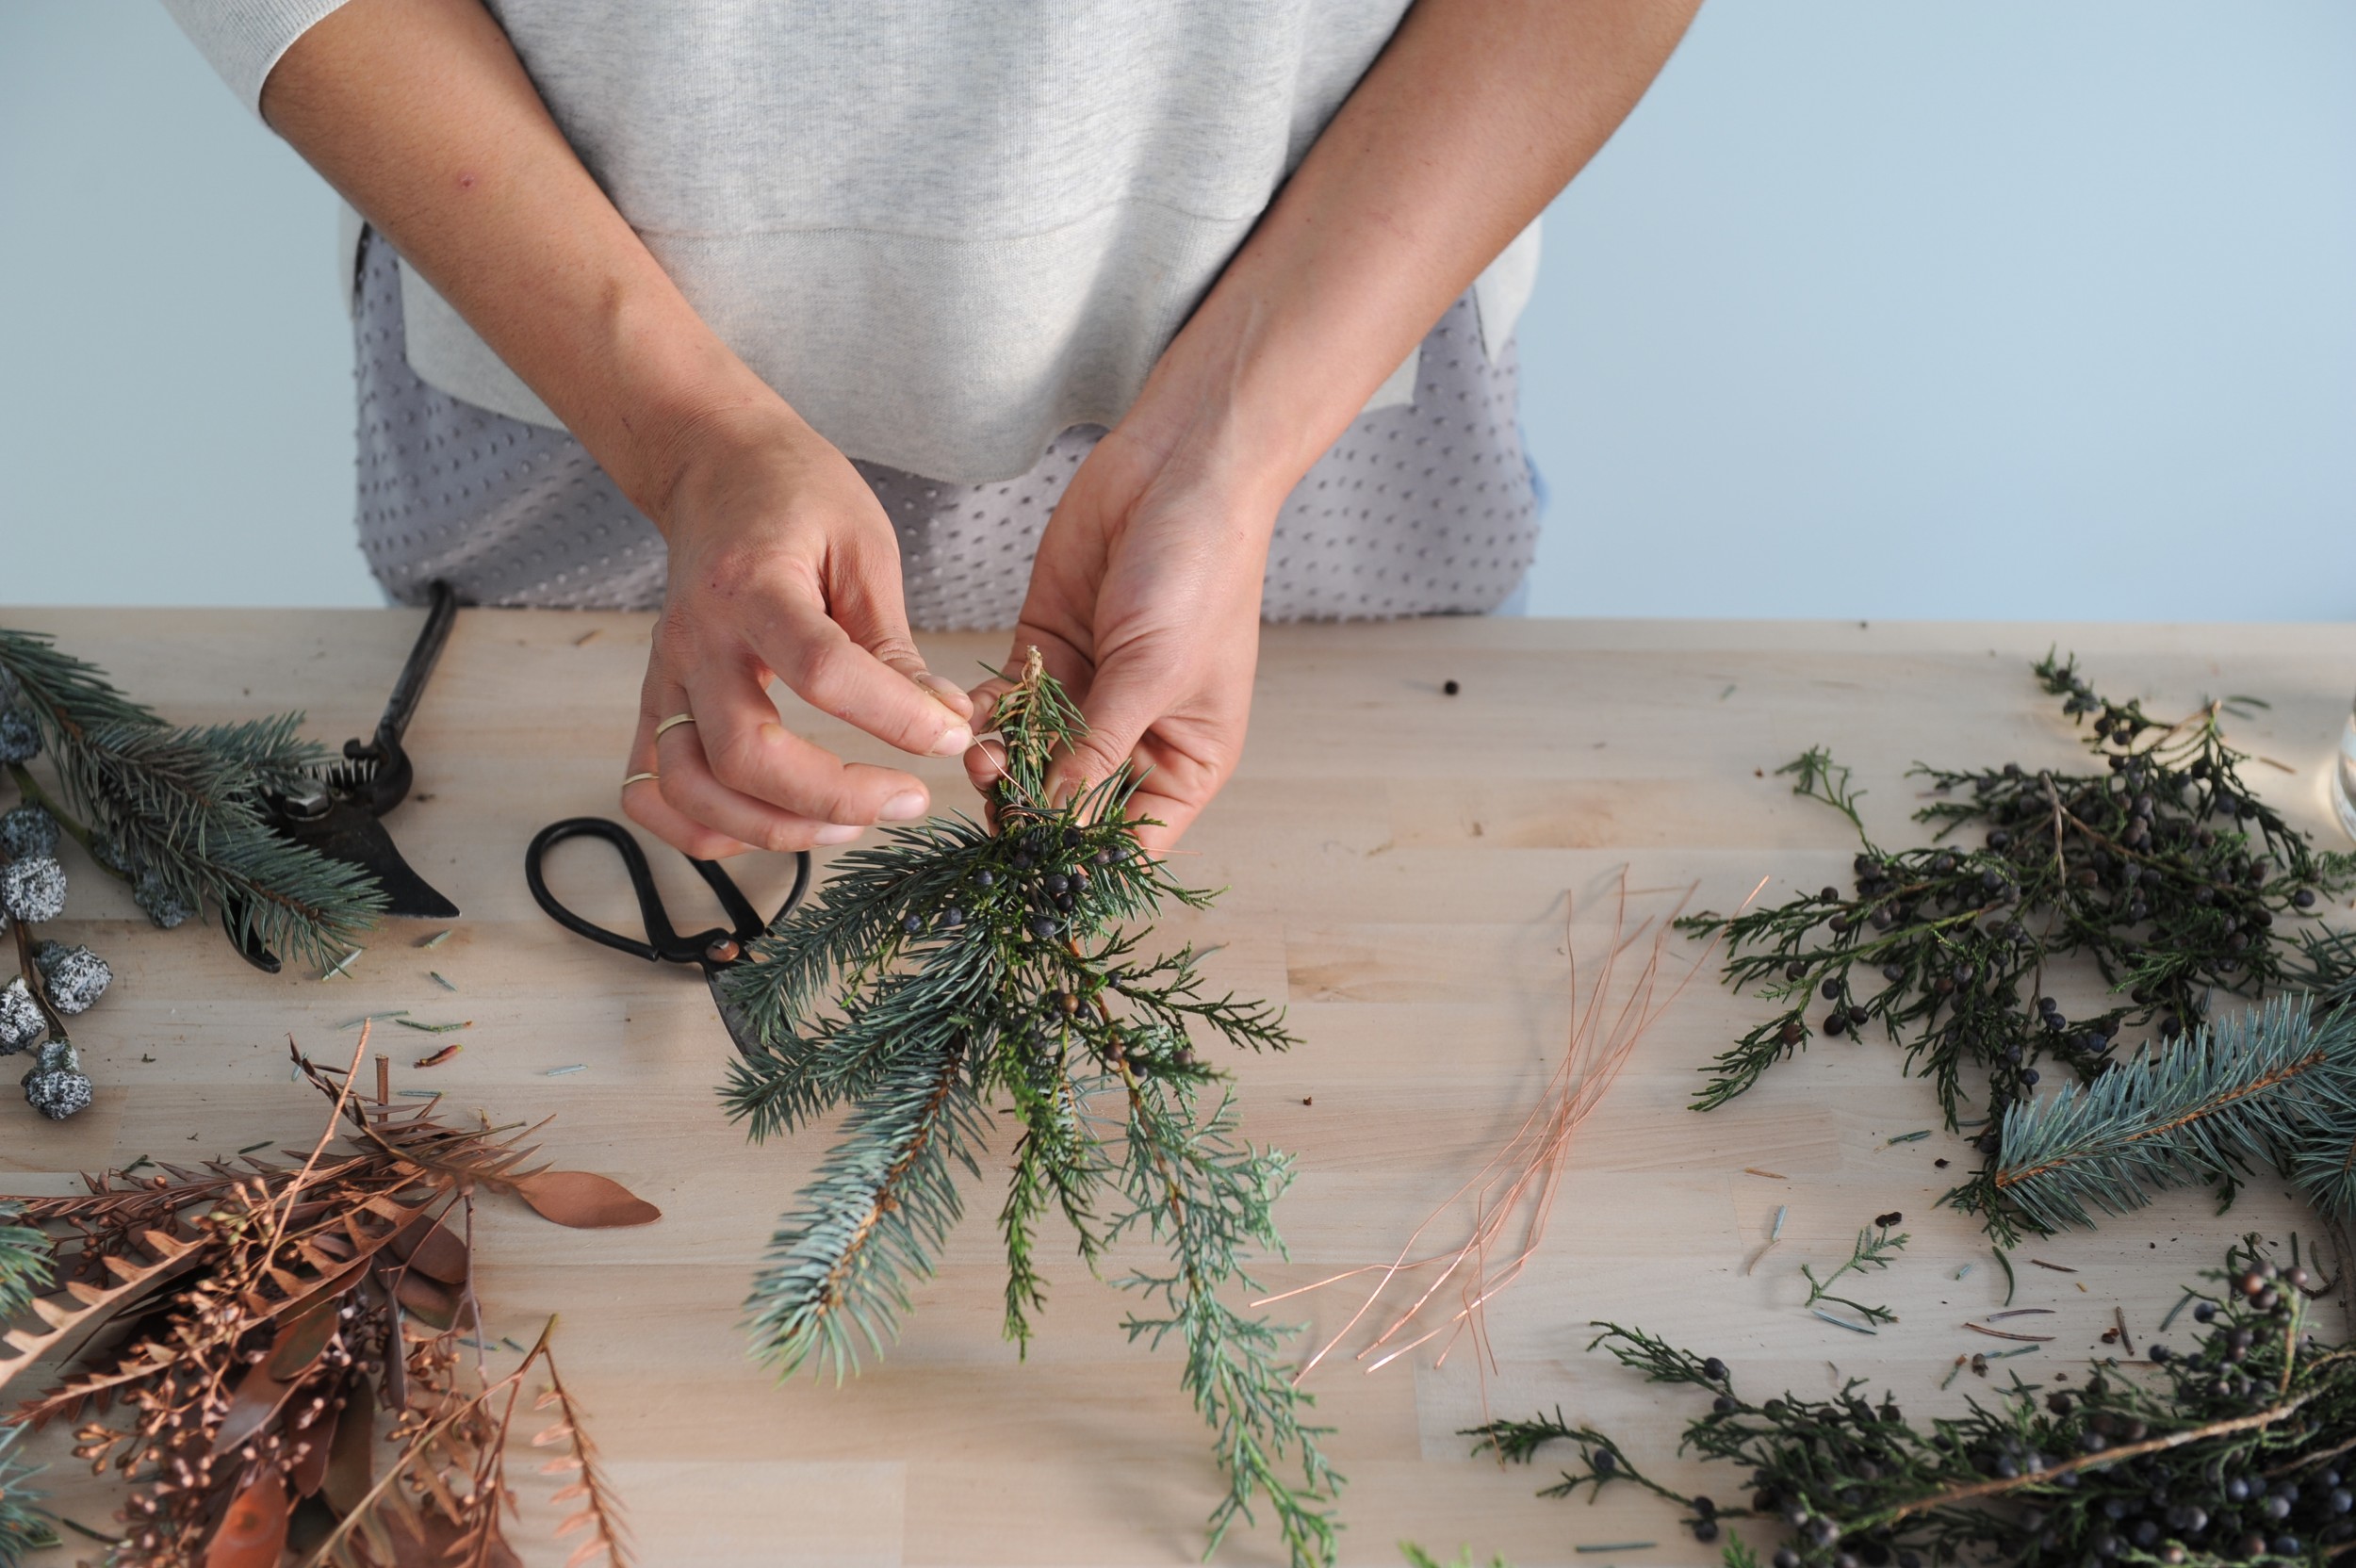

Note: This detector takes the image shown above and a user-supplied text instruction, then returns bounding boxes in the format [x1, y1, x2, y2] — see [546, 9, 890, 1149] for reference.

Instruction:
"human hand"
[622, 407, 976, 858]
[962, 424, 1280, 855]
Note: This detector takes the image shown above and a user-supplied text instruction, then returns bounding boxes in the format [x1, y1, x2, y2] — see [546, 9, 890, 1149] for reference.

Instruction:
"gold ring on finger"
[655, 712, 697, 742]
[621, 771, 660, 789]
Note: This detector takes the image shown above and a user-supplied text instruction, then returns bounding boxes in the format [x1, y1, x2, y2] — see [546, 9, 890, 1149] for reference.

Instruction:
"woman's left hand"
[962, 421, 1283, 855]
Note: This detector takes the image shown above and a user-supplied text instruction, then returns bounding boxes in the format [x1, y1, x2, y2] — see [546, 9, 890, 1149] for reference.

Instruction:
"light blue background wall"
[4, 1, 2352, 617]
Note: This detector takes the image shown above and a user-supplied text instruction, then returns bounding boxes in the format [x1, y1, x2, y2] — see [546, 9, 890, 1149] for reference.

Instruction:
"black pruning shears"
[228, 581, 464, 972]
[524, 817, 810, 1056]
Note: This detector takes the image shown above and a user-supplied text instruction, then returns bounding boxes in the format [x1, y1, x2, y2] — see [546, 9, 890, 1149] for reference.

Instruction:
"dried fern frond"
[0, 1037, 653, 1566]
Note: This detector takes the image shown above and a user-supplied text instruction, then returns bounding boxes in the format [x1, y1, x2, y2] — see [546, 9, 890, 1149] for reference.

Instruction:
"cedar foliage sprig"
[1959, 997, 2356, 1244]
[1677, 654, 2356, 1196]
[717, 649, 1342, 1568]
[0, 625, 386, 967]
[0, 1208, 47, 1327]
[1799, 1222, 1910, 1326]
[1472, 1239, 2356, 1568]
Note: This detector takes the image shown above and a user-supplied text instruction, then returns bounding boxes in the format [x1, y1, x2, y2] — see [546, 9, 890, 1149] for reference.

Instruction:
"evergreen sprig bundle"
[716, 651, 1341, 1568]
[1476, 1240, 2356, 1567]
[0, 1425, 47, 1568]
[1961, 997, 2356, 1243]
[0, 626, 386, 970]
[1678, 655, 2356, 1223]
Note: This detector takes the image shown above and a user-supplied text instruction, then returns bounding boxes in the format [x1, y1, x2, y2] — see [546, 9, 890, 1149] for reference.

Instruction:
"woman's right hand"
[618, 404, 976, 859]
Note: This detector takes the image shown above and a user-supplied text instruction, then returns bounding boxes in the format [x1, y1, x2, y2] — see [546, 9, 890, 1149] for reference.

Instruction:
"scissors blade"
[708, 969, 763, 1059]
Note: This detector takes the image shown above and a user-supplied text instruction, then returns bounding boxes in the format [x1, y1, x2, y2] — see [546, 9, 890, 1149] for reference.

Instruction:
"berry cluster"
[1477, 1242, 2356, 1568]
[0, 690, 108, 1119]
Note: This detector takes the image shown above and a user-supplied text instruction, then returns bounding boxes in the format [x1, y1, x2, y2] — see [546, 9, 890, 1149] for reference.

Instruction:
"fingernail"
[929, 724, 974, 758]
[879, 791, 927, 822]
[815, 824, 863, 845]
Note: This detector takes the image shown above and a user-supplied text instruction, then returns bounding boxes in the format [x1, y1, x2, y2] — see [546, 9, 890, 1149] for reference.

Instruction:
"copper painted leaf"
[266, 1298, 341, 1380]
[506, 1171, 660, 1229]
[323, 1376, 374, 1516]
[204, 1469, 290, 1568]
[392, 1270, 458, 1331]
[211, 1361, 297, 1455]
[289, 1380, 341, 1498]
[389, 1218, 468, 1284]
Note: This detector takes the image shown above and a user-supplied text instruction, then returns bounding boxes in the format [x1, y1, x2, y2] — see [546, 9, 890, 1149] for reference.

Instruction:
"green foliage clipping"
[716, 653, 1341, 1567]
[0, 627, 385, 968]
[1678, 654, 2356, 1239]
[1475, 1240, 2356, 1568]
[0, 1423, 53, 1567]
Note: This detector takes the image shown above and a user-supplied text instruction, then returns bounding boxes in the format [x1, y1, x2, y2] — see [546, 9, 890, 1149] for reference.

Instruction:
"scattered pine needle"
[1886, 1130, 1932, 1145]
[1813, 1310, 1878, 1335]
[416, 929, 453, 950]
[430, 971, 458, 992]
[237, 1140, 274, 1154]
[320, 948, 364, 981]
[1577, 1544, 1657, 1555]
[397, 1088, 440, 1099]
[2160, 1292, 2199, 1331]
[1743, 1168, 1787, 1180]
[544, 1064, 588, 1077]
[2029, 1259, 2079, 1273]
[338, 1011, 409, 1029]
[1966, 1323, 2054, 1343]
[1986, 1308, 2053, 1321]
[395, 1018, 471, 1034]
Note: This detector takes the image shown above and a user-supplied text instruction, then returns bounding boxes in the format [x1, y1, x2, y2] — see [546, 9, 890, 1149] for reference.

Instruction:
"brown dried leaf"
[324, 1376, 375, 1516]
[565, 1537, 614, 1568]
[504, 1171, 660, 1229]
[389, 1218, 468, 1285]
[392, 1270, 458, 1331]
[529, 1422, 574, 1447]
[211, 1361, 297, 1455]
[291, 1380, 343, 1497]
[204, 1469, 291, 1568]
[267, 1298, 342, 1380]
[0, 1228, 204, 1395]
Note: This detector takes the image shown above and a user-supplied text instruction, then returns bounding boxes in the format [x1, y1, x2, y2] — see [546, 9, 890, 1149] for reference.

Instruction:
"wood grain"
[5, 610, 2351, 1567]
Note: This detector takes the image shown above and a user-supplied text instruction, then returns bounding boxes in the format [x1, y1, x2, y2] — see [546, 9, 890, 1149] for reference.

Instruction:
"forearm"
[261, 0, 781, 523]
[1125, 0, 1701, 501]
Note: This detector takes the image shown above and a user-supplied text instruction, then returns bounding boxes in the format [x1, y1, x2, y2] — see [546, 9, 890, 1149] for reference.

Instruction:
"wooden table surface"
[7, 611, 2354, 1568]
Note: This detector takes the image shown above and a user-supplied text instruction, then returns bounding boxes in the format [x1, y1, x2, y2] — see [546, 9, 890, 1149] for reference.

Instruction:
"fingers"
[678, 645, 935, 827]
[828, 544, 977, 728]
[621, 667, 875, 858]
[753, 582, 973, 761]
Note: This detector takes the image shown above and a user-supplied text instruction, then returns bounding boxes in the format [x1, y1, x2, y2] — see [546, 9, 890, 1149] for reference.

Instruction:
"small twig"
[2114, 1305, 2135, 1358]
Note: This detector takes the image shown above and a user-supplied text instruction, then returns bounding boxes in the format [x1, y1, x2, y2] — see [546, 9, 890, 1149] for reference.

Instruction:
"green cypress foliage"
[0, 626, 385, 967]
[0, 1202, 51, 1324]
[717, 653, 1341, 1567]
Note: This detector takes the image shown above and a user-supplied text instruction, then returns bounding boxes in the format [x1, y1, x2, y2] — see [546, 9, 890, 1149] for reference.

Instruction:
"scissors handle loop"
[524, 817, 809, 972]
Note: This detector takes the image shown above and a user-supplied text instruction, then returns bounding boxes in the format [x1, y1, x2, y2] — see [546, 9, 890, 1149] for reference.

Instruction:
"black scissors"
[524, 817, 810, 1054]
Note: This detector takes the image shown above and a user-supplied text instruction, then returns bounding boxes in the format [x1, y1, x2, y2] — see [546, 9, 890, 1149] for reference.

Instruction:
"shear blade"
[709, 971, 762, 1060]
[276, 797, 461, 920]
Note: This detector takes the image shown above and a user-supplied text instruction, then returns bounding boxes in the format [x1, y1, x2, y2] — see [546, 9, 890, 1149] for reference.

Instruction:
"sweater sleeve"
[158, 0, 354, 116]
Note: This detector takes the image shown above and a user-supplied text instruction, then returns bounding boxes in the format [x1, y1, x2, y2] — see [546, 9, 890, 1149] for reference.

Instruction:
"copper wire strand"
[1268, 870, 1759, 1402]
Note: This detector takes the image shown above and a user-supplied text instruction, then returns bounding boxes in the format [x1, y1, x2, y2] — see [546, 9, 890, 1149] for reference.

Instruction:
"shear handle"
[525, 816, 802, 972]
[349, 580, 460, 816]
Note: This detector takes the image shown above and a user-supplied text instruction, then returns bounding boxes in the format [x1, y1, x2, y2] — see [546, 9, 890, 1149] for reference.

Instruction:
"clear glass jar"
[2334, 694, 2356, 841]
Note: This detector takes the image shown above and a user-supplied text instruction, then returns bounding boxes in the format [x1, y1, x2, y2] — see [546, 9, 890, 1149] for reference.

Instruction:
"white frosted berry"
[0, 805, 57, 860]
[0, 979, 40, 1054]
[32, 942, 109, 1016]
[0, 708, 38, 764]
[133, 868, 196, 929]
[22, 1054, 92, 1116]
[0, 856, 66, 923]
